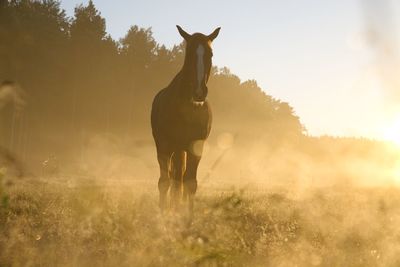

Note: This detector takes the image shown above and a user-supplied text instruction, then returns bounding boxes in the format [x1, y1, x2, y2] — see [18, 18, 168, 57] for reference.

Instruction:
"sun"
[382, 116, 400, 146]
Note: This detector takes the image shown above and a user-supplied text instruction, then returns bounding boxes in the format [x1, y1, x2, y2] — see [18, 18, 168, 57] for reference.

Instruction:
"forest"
[1, 0, 397, 186]
[0, 0, 304, 166]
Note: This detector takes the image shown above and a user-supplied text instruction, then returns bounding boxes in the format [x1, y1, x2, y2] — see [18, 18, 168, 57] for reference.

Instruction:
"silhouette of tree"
[71, 0, 106, 44]
[0, 0, 305, 167]
[121, 26, 157, 72]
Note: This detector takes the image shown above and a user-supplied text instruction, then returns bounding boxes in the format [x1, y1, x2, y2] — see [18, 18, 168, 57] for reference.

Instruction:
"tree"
[0, 0, 305, 165]
[120, 26, 157, 75]
[71, 0, 106, 45]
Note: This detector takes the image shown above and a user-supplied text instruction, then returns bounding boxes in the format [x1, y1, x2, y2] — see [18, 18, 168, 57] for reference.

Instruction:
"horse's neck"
[167, 69, 189, 94]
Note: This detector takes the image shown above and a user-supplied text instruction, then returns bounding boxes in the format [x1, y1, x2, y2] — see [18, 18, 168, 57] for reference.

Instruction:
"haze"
[61, 0, 400, 141]
[3, 2, 400, 266]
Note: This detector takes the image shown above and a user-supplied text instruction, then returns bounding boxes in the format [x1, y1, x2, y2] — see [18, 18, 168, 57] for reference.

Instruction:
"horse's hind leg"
[157, 150, 171, 212]
[170, 151, 186, 211]
[183, 152, 201, 219]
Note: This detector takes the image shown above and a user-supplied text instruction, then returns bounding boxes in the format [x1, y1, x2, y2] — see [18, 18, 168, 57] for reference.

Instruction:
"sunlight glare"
[383, 116, 400, 146]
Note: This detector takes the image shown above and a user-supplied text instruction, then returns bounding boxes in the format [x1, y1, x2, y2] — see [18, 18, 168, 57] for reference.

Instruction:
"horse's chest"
[180, 106, 207, 125]
[173, 104, 211, 139]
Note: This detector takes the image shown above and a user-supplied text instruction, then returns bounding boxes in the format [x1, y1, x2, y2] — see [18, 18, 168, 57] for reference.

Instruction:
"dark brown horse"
[151, 25, 220, 215]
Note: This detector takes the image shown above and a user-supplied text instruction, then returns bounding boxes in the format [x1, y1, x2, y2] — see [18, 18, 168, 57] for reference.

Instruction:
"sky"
[61, 0, 400, 141]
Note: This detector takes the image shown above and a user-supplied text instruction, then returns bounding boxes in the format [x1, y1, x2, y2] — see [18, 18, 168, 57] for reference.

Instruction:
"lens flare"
[382, 116, 400, 146]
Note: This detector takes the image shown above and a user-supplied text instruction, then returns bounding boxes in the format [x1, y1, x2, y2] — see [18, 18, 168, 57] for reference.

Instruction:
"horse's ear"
[176, 25, 191, 41]
[208, 27, 221, 42]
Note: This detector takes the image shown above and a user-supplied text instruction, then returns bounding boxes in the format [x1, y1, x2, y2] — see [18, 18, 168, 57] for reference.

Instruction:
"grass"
[1, 176, 400, 266]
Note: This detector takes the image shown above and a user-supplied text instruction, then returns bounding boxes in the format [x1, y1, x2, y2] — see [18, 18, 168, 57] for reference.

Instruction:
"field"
[1, 175, 400, 267]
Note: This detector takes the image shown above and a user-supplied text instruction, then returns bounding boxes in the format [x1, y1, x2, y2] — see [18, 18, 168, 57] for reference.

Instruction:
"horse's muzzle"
[191, 100, 205, 106]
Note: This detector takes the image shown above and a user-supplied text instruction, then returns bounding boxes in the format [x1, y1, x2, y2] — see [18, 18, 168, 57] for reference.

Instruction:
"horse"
[151, 25, 220, 216]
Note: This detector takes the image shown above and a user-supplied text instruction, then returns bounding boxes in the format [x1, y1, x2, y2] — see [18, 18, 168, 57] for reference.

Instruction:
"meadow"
[1, 174, 400, 267]
[2, 1, 400, 266]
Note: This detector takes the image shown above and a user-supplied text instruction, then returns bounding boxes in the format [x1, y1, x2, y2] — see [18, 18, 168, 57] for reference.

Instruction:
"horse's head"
[177, 25, 220, 105]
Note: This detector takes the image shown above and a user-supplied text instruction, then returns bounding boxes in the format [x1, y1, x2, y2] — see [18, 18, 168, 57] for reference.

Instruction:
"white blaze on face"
[196, 44, 205, 97]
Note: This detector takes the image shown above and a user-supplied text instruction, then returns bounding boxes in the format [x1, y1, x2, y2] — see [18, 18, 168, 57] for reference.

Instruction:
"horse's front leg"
[157, 149, 172, 213]
[183, 151, 201, 220]
[170, 151, 187, 211]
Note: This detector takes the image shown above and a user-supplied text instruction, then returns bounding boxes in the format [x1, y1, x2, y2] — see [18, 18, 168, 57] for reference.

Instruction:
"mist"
[1, 1, 400, 266]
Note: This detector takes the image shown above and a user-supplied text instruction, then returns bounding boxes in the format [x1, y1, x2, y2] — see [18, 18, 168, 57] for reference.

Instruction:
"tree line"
[0, 0, 304, 165]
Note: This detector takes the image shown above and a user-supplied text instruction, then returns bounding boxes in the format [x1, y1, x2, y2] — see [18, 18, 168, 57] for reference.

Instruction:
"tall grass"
[1, 177, 400, 266]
